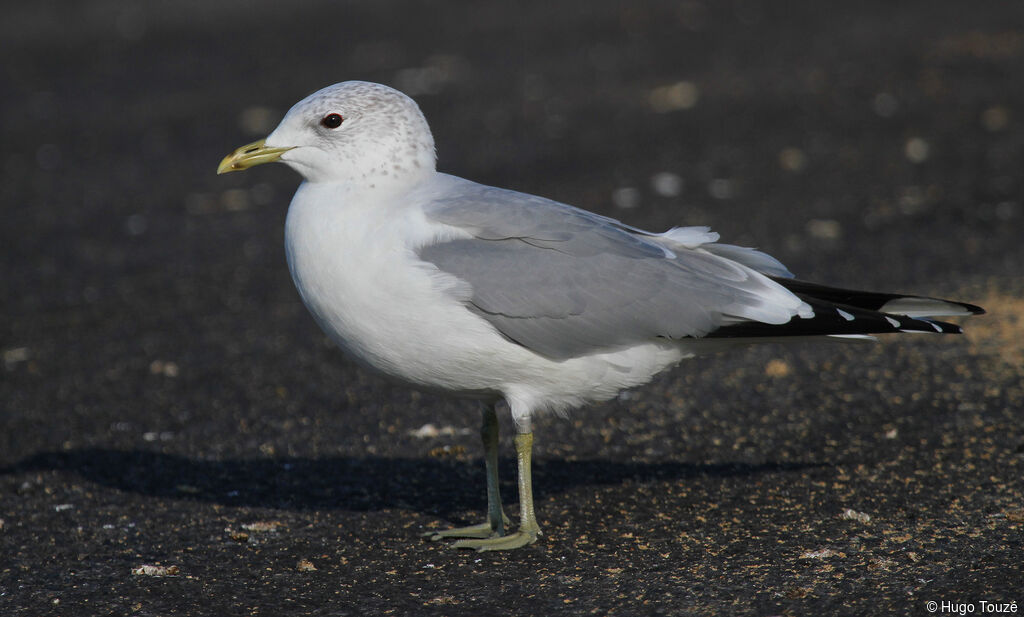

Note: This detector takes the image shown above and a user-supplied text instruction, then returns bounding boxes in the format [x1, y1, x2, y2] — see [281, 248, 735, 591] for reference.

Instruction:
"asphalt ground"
[2, 1, 1022, 615]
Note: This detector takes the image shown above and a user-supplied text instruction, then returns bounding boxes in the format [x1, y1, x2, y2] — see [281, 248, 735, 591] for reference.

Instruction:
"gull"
[218, 81, 983, 551]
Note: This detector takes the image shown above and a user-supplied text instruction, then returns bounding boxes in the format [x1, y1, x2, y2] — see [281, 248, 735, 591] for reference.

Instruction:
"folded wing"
[419, 176, 981, 359]
[419, 178, 809, 359]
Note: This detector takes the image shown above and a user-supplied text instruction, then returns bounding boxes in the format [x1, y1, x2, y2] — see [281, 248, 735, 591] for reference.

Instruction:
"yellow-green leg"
[452, 431, 541, 552]
[423, 405, 510, 542]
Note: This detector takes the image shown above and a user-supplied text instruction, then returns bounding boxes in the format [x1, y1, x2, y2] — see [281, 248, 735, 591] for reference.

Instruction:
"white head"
[219, 81, 436, 186]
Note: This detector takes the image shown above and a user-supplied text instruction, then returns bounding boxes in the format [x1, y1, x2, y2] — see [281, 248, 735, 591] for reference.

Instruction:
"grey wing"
[419, 178, 807, 360]
[424, 177, 667, 258]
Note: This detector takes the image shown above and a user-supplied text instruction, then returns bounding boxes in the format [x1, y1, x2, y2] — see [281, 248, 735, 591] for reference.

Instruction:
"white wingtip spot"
[837, 309, 855, 321]
[828, 334, 877, 342]
[885, 316, 901, 328]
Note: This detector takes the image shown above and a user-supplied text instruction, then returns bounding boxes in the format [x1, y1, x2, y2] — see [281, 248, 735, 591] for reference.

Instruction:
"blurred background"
[2, 1, 1021, 614]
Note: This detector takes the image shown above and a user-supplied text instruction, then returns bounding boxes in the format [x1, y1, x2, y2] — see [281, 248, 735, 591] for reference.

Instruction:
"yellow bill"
[217, 139, 294, 174]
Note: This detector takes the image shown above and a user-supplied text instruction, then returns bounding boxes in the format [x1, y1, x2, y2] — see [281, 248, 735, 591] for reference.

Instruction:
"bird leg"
[451, 430, 541, 552]
[423, 404, 510, 541]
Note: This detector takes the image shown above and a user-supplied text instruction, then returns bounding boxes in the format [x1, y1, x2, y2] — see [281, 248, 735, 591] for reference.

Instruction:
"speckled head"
[247, 81, 437, 185]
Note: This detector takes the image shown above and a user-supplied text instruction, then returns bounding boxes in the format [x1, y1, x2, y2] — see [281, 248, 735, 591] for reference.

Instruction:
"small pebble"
[806, 219, 842, 240]
[904, 137, 930, 163]
[650, 172, 684, 197]
[131, 565, 180, 577]
[980, 105, 1010, 132]
[778, 147, 807, 173]
[840, 508, 872, 523]
[800, 548, 842, 559]
[242, 521, 284, 532]
[611, 187, 641, 209]
[649, 81, 700, 112]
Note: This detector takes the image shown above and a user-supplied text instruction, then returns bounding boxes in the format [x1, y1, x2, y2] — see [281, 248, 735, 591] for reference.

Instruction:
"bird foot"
[422, 518, 507, 541]
[450, 528, 539, 552]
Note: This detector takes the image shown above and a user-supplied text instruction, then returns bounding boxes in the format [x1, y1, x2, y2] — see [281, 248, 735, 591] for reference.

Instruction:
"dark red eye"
[321, 113, 343, 129]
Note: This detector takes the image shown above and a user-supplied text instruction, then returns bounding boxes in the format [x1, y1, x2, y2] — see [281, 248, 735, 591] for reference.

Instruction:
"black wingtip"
[908, 318, 964, 334]
[962, 302, 986, 316]
[706, 298, 974, 340]
[770, 277, 986, 318]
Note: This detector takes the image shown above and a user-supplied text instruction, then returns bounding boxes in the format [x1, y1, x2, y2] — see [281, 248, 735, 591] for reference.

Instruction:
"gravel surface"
[3, 2, 1022, 615]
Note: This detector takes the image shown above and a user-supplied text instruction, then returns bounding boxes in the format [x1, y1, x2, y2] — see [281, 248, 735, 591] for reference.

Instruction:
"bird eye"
[321, 113, 344, 129]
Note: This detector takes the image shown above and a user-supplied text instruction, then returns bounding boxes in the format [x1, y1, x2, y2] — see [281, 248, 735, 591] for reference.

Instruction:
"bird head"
[218, 81, 436, 185]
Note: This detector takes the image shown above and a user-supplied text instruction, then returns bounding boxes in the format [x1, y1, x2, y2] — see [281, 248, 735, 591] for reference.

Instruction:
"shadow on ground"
[2, 449, 824, 518]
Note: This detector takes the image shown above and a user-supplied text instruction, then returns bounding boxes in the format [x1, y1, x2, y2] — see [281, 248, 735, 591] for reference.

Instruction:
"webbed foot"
[451, 528, 539, 552]
[422, 514, 510, 542]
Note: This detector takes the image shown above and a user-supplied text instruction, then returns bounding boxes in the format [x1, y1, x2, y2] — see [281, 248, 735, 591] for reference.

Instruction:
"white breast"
[284, 181, 512, 393]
